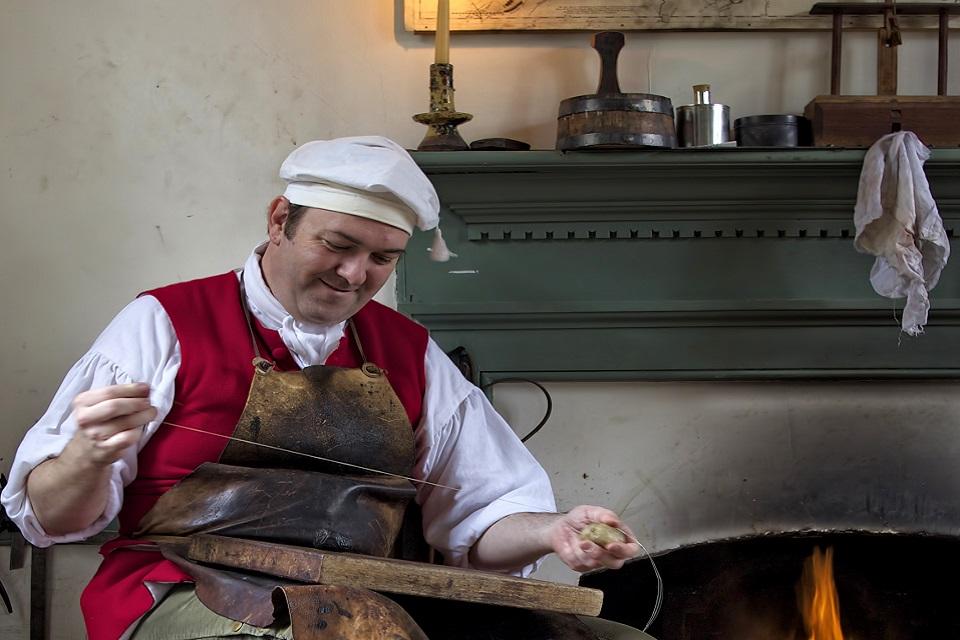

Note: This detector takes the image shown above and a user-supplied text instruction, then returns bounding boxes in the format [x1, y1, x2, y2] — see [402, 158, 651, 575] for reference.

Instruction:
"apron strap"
[347, 318, 369, 364]
[237, 270, 268, 366]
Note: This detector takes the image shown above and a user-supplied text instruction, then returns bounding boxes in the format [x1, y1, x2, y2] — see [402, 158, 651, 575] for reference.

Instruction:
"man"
[2, 136, 638, 639]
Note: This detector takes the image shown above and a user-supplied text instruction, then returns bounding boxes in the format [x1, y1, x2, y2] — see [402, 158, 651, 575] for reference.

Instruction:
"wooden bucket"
[557, 32, 676, 150]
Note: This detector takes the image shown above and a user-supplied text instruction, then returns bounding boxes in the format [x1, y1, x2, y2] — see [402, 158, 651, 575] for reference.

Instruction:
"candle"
[434, 0, 450, 64]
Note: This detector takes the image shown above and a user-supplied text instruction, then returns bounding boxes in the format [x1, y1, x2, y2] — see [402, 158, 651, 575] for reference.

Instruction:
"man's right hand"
[68, 383, 157, 466]
[25, 383, 157, 536]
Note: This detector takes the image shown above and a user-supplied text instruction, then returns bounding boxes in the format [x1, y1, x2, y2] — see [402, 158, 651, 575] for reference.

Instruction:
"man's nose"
[336, 255, 366, 287]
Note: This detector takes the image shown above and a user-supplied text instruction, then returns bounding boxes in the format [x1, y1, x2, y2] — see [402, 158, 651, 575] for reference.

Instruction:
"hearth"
[581, 531, 960, 639]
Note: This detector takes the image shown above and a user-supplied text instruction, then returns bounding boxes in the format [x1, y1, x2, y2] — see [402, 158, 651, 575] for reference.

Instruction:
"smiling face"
[260, 197, 410, 326]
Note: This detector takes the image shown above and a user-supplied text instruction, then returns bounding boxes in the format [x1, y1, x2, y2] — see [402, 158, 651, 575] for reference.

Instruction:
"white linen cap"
[279, 136, 439, 235]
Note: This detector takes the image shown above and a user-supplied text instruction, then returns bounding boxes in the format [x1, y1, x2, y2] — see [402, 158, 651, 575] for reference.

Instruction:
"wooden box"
[804, 95, 960, 147]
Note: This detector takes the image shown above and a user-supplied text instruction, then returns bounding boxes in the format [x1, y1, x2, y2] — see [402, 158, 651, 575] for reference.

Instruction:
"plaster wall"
[2, 1, 957, 637]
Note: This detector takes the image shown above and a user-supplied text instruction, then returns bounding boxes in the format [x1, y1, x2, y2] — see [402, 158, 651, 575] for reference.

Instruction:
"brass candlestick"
[414, 63, 472, 151]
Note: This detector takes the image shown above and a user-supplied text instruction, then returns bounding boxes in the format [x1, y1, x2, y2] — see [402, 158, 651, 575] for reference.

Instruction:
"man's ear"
[266, 196, 290, 245]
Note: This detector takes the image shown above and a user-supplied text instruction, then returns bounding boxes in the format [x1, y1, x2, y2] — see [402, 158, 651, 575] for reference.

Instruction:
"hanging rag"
[853, 131, 950, 335]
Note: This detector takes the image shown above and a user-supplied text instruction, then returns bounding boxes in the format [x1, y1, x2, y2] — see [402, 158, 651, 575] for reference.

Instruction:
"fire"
[798, 546, 844, 640]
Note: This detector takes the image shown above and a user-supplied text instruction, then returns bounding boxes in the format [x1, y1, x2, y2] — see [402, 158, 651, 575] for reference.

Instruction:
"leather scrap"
[278, 584, 428, 640]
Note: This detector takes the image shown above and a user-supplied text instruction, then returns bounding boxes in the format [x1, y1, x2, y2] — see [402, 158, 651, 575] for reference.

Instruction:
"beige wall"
[2, 1, 957, 637]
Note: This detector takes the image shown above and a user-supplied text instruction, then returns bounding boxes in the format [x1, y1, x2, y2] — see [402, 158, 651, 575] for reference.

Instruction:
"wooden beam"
[183, 535, 604, 617]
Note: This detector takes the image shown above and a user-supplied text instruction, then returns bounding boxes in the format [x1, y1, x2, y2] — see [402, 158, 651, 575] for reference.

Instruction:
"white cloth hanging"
[853, 131, 950, 336]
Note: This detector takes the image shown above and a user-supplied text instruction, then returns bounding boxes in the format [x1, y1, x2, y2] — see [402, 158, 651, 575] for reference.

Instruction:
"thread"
[634, 538, 664, 632]
[161, 420, 536, 511]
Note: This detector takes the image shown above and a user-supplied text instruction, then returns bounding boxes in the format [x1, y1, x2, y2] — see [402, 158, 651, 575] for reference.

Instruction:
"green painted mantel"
[399, 149, 960, 382]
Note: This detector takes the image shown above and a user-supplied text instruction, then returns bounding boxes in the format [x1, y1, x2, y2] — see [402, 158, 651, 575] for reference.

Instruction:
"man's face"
[261, 200, 410, 326]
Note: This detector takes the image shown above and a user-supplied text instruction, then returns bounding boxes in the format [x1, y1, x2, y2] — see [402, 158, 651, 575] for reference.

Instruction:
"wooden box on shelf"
[804, 95, 960, 147]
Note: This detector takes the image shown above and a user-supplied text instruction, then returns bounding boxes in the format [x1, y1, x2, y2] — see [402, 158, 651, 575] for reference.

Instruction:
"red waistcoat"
[80, 271, 428, 639]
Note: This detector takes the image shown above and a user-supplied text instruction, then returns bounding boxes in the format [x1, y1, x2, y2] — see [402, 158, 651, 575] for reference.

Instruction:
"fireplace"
[582, 531, 960, 639]
[493, 377, 960, 639]
[402, 148, 960, 638]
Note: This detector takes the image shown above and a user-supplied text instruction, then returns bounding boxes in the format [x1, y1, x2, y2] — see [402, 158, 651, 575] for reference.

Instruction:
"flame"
[798, 546, 844, 640]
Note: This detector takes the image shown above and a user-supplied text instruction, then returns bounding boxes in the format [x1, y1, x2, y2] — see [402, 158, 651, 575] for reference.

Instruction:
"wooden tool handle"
[592, 31, 624, 96]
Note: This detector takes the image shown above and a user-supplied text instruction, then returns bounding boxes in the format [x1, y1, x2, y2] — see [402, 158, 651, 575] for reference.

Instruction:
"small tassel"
[429, 227, 457, 262]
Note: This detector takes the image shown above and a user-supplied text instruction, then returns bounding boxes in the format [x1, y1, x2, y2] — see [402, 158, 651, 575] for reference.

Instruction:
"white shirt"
[1, 247, 556, 576]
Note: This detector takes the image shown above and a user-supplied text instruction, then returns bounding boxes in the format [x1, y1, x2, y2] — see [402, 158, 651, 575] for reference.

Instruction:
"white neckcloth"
[241, 246, 345, 367]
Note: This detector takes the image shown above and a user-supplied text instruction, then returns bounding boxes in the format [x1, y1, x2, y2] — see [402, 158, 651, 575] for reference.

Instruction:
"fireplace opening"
[580, 531, 960, 639]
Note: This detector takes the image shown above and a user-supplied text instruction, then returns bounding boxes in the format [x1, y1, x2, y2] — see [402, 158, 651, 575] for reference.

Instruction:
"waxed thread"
[160, 419, 535, 510]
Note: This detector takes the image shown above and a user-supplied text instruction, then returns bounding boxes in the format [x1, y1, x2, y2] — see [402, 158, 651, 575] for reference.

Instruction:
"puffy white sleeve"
[413, 339, 557, 577]
[0, 295, 180, 547]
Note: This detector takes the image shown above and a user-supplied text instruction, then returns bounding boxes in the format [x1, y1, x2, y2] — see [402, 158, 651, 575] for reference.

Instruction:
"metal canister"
[675, 85, 730, 147]
[734, 114, 812, 147]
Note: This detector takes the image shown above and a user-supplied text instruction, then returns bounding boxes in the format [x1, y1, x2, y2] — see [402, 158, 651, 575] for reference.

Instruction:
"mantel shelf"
[411, 148, 960, 172]
[400, 149, 960, 381]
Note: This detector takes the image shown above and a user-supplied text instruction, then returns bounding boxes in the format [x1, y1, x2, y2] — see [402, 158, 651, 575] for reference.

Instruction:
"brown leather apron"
[133, 287, 424, 636]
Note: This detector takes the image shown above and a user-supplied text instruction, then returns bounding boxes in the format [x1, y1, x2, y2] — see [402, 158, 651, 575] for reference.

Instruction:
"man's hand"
[469, 505, 640, 574]
[546, 505, 640, 572]
[67, 383, 157, 466]
[26, 383, 156, 536]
